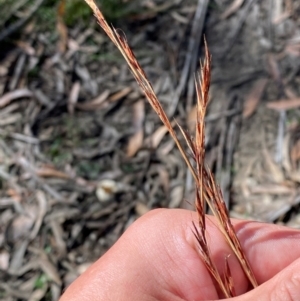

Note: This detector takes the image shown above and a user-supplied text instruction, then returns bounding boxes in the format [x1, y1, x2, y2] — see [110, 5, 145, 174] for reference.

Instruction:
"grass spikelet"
[84, 0, 258, 296]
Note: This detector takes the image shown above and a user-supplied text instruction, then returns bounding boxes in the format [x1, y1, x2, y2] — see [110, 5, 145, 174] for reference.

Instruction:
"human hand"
[60, 209, 300, 301]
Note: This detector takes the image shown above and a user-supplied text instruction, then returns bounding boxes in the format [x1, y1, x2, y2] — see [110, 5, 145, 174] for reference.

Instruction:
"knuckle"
[271, 270, 300, 301]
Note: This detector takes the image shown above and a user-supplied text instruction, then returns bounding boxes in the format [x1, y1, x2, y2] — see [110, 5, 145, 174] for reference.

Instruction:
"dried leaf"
[169, 185, 184, 208]
[39, 255, 61, 286]
[282, 133, 292, 173]
[263, 148, 285, 183]
[127, 130, 143, 157]
[0, 251, 10, 270]
[0, 113, 21, 126]
[35, 166, 70, 179]
[251, 184, 294, 195]
[6, 188, 22, 202]
[284, 86, 298, 99]
[290, 139, 300, 167]
[267, 99, 300, 110]
[30, 191, 47, 241]
[76, 89, 110, 110]
[135, 202, 150, 216]
[285, 43, 300, 57]
[146, 125, 169, 148]
[57, 0, 68, 53]
[68, 81, 81, 114]
[109, 87, 132, 102]
[243, 78, 268, 118]
[50, 221, 66, 256]
[221, 0, 245, 19]
[157, 165, 170, 196]
[267, 54, 281, 83]
[8, 209, 36, 243]
[28, 285, 48, 301]
[15, 41, 35, 56]
[0, 89, 33, 109]
[289, 171, 300, 183]
[126, 100, 145, 157]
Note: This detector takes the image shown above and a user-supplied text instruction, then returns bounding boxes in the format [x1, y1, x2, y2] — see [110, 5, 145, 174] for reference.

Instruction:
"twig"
[16, 157, 65, 202]
[9, 54, 26, 91]
[275, 110, 286, 163]
[0, 0, 31, 27]
[169, 0, 209, 115]
[220, 0, 257, 58]
[205, 108, 241, 122]
[0, 88, 33, 109]
[0, 0, 45, 42]
[0, 129, 39, 144]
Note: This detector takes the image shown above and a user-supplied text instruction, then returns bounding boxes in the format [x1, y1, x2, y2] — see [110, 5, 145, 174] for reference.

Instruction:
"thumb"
[229, 258, 300, 301]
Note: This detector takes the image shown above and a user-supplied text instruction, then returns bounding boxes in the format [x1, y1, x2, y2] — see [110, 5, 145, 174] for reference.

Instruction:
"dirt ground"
[1, 0, 300, 300]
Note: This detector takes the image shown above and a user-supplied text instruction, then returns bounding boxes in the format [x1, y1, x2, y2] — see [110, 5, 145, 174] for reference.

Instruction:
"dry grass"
[84, 0, 258, 297]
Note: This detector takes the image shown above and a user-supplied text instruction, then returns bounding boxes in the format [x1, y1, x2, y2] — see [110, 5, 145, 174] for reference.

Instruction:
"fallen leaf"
[282, 133, 292, 173]
[267, 54, 281, 83]
[0, 113, 22, 126]
[126, 130, 143, 157]
[6, 188, 22, 202]
[135, 202, 150, 216]
[28, 285, 48, 301]
[221, 0, 245, 19]
[39, 255, 62, 286]
[0, 251, 9, 270]
[8, 206, 36, 244]
[290, 139, 300, 168]
[289, 170, 300, 183]
[68, 81, 81, 114]
[76, 89, 110, 110]
[14, 41, 35, 56]
[30, 191, 48, 241]
[145, 121, 176, 148]
[267, 99, 300, 110]
[77, 262, 92, 274]
[251, 184, 293, 195]
[0, 89, 33, 109]
[126, 100, 145, 157]
[169, 185, 184, 208]
[273, 11, 291, 24]
[35, 166, 70, 179]
[109, 87, 132, 102]
[243, 78, 268, 118]
[159, 139, 175, 155]
[157, 165, 169, 196]
[57, 0, 68, 53]
[284, 86, 298, 99]
[285, 43, 300, 57]
[263, 148, 285, 183]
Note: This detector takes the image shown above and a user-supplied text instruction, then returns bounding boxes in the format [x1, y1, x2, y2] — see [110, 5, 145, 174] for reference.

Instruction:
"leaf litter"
[1, 0, 300, 299]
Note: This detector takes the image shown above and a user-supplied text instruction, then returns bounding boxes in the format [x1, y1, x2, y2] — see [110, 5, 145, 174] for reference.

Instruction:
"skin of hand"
[60, 209, 300, 301]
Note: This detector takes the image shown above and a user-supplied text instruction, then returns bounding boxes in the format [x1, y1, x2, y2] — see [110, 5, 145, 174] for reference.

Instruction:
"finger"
[229, 218, 300, 285]
[226, 257, 300, 301]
